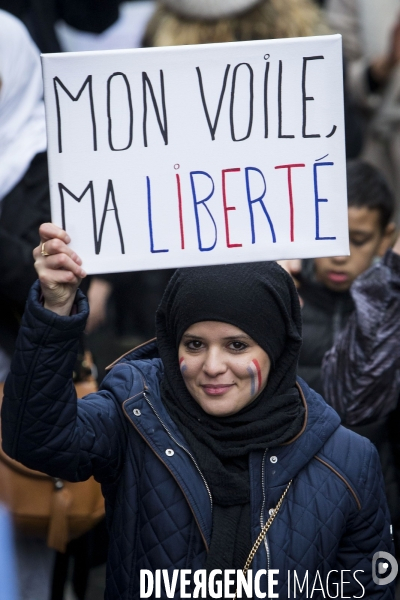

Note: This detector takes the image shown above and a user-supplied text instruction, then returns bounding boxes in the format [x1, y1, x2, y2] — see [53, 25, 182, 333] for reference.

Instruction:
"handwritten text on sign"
[42, 35, 348, 274]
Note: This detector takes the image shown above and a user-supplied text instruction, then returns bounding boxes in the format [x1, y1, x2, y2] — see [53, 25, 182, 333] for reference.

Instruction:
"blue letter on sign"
[314, 161, 336, 240]
[190, 171, 217, 252]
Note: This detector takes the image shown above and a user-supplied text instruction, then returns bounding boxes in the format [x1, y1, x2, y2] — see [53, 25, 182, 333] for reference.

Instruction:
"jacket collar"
[106, 338, 158, 371]
[110, 341, 341, 516]
[110, 340, 341, 473]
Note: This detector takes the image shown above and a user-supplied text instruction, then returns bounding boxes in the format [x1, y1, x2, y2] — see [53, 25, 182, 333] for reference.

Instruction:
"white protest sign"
[41, 35, 348, 274]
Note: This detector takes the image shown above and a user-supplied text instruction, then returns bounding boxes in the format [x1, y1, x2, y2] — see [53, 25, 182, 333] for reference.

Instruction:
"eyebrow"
[181, 333, 252, 341]
[349, 230, 373, 236]
[222, 335, 252, 341]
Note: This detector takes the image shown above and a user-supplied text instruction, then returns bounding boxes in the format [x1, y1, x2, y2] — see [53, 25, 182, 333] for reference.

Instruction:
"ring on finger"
[41, 242, 50, 257]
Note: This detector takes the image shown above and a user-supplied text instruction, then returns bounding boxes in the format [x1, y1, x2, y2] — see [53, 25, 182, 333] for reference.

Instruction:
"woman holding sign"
[1, 222, 395, 599]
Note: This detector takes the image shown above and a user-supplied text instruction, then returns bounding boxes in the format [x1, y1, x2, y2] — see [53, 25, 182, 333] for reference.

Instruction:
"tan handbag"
[0, 360, 105, 553]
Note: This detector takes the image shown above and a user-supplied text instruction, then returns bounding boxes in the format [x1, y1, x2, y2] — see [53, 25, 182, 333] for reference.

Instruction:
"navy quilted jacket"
[1, 283, 395, 599]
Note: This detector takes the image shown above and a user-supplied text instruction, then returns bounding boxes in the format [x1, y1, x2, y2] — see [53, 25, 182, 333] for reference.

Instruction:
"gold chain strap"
[233, 479, 292, 600]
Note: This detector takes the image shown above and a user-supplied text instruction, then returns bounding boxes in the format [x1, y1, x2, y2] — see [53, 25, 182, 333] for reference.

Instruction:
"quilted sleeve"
[1, 281, 128, 484]
[322, 250, 400, 426]
[335, 441, 395, 598]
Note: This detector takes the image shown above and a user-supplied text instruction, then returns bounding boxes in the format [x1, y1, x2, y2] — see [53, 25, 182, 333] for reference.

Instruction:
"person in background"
[143, 0, 329, 46]
[326, 0, 400, 216]
[0, 0, 121, 52]
[0, 11, 101, 600]
[0, 8, 48, 381]
[322, 231, 400, 552]
[0, 10, 55, 600]
[292, 160, 396, 396]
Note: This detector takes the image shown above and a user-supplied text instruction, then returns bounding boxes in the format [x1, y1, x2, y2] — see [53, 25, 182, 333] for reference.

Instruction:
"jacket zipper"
[123, 399, 210, 551]
[143, 392, 213, 511]
[260, 448, 271, 600]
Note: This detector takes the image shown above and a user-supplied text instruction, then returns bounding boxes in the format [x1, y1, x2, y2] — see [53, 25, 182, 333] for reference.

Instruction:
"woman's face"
[178, 321, 271, 417]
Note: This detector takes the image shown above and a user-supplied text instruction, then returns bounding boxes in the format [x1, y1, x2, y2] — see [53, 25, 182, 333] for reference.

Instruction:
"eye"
[350, 238, 367, 247]
[185, 340, 204, 351]
[349, 234, 372, 247]
[228, 341, 248, 351]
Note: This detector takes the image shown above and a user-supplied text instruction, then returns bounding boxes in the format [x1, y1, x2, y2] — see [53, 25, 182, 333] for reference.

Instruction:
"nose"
[331, 254, 348, 265]
[202, 348, 227, 377]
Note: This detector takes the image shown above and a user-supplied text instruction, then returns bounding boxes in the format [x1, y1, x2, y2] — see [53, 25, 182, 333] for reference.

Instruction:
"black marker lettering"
[58, 180, 125, 255]
[142, 71, 168, 147]
[59, 181, 93, 232]
[278, 61, 294, 139]
[264, 61, 270, 139]
[107, 72, 133, 151]
[196, 64, 231, 141]
[230, 63, 254, 142]
[53, 75, 97, 153]
[98, 180, 125, 254]
[302, 56, 324, 138]
[326, 125, 337, 138]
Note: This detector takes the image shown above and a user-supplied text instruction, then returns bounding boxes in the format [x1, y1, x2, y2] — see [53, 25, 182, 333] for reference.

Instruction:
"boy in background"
[291, 160, 395, 395]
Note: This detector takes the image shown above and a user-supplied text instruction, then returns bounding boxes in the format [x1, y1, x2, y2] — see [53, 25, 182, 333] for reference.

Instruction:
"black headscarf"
[156, 261, 304, 573]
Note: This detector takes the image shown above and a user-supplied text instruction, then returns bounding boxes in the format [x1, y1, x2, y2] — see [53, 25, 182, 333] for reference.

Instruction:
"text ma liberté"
[53, 56, 339, 255]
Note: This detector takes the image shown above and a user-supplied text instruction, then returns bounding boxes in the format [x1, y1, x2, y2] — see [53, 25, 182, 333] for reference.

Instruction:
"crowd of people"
[1, 0, 400, 599]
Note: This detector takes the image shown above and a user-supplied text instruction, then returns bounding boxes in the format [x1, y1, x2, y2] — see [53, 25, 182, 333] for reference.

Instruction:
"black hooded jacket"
[297, 259, 354, 396]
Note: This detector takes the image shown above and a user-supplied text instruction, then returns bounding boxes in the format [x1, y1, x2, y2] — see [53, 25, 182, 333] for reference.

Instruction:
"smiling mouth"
[201, 384, 234, 396]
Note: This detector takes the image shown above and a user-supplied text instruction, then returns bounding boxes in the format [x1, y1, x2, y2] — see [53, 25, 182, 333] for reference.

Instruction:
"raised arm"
[1, 224, 127, 483]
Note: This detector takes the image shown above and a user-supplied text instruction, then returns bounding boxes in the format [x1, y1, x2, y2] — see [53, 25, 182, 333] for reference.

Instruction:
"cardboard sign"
[41, 35, 348, 274]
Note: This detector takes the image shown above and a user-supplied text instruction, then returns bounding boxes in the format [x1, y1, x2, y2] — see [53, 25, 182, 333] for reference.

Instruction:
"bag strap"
[234, 479, 292, 600]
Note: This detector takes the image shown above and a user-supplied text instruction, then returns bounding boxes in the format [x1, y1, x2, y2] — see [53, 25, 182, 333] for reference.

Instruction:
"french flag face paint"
[247, 358, 262, 397]
[179, 356, 187, 375]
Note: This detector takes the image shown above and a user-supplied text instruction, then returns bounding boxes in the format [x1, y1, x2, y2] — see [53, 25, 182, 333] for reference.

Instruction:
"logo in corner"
[372, 551, 398, 586]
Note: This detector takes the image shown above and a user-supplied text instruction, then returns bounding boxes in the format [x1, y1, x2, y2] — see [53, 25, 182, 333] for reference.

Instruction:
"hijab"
[156, 262, 305, 573]
[0, 10, 47, 204]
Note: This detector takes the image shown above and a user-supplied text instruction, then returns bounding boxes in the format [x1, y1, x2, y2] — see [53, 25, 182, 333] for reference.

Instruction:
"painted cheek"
[246, 365, 256, 396]
[179, 356, 188, 375]
[253, 359, 262, 389]
[246, 359, 262, 396]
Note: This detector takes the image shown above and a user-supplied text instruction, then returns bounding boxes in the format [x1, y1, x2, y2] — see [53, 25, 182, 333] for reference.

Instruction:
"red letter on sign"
[176, 174, 185, 250]
[222, 168, 242, 248]
[275, 163, 305, 242]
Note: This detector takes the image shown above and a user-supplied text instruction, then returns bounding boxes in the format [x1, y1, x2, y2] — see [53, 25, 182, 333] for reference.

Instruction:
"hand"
[277, 259, 302, 284]
[85, 278, 113, 334]
[33, 223, 86, 316]
[277, 259, 303, 307]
